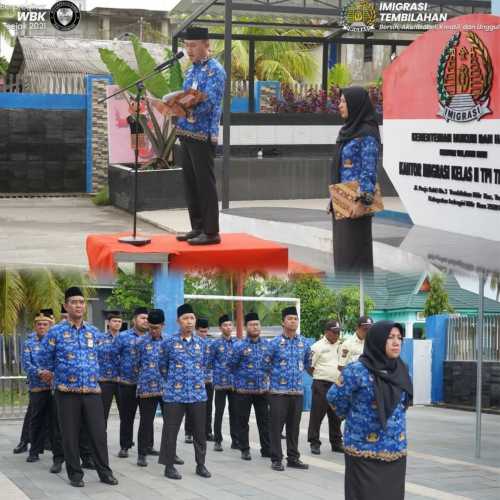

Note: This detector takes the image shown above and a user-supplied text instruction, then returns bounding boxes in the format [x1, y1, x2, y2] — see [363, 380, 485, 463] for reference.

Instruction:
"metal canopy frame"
[170, 0, 489, 208]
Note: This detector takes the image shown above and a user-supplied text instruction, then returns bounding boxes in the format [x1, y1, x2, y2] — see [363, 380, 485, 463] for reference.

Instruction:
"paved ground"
[0, 406, 499, 500]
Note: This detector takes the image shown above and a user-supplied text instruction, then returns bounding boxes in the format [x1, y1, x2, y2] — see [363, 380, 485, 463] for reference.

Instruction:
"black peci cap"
[177, 303, 194, 318]
[182, 26, 209, 40]
[64, 287, 84, 301]
[244, 312, 259, 324]
[282, 306, 298, 319]
[196, 318, 209, 329]
[133, 307, 149, 317]
[148, 309, 165, 325]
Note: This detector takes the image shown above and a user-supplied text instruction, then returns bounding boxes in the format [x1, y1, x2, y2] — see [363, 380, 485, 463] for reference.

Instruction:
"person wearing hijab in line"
[327, 321, 413, 500]
[330, 86, 381, 273]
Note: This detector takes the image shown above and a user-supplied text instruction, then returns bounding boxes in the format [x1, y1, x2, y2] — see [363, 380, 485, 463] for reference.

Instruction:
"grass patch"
[92, 186, 111, 206]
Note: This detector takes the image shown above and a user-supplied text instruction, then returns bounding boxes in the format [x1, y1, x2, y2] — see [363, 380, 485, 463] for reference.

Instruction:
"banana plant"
[99, 35, 184, 169]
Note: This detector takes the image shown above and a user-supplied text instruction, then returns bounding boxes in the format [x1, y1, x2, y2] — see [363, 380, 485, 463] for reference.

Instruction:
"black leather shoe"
[196, 465, 211, 478]
[26, 454, 39, 463]
[287, 459, 309, 470]
[231, 442, 240, 450]
[70, 479, 84, 487]
[331, 442, 344, 453]
[81, 457, 96, 469]
[118, 448, 128, 458]
[164, 465, 182, 480]
[185, 434, 193, 444]
[100, 474, 119, 485]
[213, 442, 223, 452]
[174, 455, 184, 465]
[50, 461, 63, 474]
[13, 441, 28, 454]
[271, 461, 285, 471]
[176, 230, 201, 242]
[137, 455, 147, 467]
[310, 444, 321, 455]
[241, 450, 251, 461]
[206, 433, 215, 442]
[187, 233, 221, 246]
[147, 448, 160, 456]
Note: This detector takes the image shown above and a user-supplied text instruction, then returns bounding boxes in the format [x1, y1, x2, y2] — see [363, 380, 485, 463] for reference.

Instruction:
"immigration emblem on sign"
[437, 31, 493, 122]
[341, 0, 378, 32]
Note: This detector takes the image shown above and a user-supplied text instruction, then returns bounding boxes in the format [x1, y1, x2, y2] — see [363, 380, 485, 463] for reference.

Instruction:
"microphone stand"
[98, 60, 179, 246]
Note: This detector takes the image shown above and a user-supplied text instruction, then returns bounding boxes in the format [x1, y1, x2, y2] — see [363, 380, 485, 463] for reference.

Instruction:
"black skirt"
[345, 454, 406, 500]
[332, 215, 373, 273]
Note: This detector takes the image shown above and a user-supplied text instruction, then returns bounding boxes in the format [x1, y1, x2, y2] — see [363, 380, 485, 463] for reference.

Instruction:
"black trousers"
[214, 388, 239, 445]
[179, 137, 219, 235]
[138, 397, 163, 456]
[54, 391, 112, 482]
[307, 380, 343, 447]
[159, 402, 207, 467]
[269, 394, 303, 463]
[28, 391, 63, 460]
[233, 392, 271, 455]
[100, 381, 121, 425]
[185, 382, 213, 437]
[118, 384, 138, 450]
[20, 400, 32, 444]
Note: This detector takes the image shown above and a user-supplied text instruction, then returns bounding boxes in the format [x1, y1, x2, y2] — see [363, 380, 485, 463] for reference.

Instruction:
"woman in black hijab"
[327, 320, 413, 500]
[331, 87, 381, 273]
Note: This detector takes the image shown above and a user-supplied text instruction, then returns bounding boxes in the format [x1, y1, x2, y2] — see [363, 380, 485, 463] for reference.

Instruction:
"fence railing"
[447, 315, 500, 361]
[230, 80, 322, 98]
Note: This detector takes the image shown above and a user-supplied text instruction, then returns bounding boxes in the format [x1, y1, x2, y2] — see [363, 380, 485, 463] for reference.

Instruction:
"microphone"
[155, 51, 184, 71]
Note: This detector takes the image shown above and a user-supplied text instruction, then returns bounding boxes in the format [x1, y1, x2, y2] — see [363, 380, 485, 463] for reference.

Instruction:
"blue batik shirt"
[22, 332, 51, 392]
[176, 57, 226, 143]
[200, 336, 213, 384]
[210, 335, 236, 390]
[267, 333, 312, 395]
[114, 328, 147, 385]
[340, 135, 380, 194]
[97, 331, 120, 382]
[327, 361, 410, 462]
[229, 336, 271, 394]
[159, 333, 208, 403]
[137, 333, 164, 398]
[41, 320, 102, 394]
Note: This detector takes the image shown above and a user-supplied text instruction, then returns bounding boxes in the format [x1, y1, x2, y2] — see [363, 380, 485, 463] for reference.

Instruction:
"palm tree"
[0, 268, 93, 335]
[209, 22, 322, 85]
[0, 7, 17, 47]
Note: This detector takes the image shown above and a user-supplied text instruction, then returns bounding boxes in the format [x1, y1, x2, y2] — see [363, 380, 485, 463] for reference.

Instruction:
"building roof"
[8, 36, 167, 76]
[323, 272, 500, 314]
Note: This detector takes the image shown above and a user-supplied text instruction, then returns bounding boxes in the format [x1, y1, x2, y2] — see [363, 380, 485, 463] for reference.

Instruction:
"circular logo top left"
[50, 1, 81, 31]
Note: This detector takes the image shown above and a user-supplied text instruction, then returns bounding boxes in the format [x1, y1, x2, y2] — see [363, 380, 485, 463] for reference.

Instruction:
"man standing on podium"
[172, 26, 226, 246]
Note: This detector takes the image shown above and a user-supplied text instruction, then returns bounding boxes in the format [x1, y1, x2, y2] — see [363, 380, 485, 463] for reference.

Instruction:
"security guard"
[267, 306, 311, 472]
[41, 287, 118, 488]
[210, 314, 239, 451]
[229, 311, 271, 461]
[158, 304, 211, 480]
[307, 319, 344, 455]
[338, 316, 373, 370]
[185, 318, 214, 443]
[22, 313, 63, 466]
[114, 306, 149, 458]
[98, 311, 123, 424]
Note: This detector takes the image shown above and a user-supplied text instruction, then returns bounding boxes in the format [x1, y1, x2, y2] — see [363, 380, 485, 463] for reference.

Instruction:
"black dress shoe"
[13, 441, 28, 454]
[81, 457, 96, 469]
[310, 444, 321, 455]
[213, 442, 223, 452]
[26, 454, 39, 463]
[287, 459, 309, 470]
[196, 464, 211, 478]
[176, 230, 201, 242]
[331, 442, 344, 453]
[187, 233, 221, 246]
[100, 474, 119, 485]
[118, 448, 128, 458]
[174, 455, 184, 465]
[147, 448, 160, 456]
[230, 442, 240, 450]
[271, 461, 285, 471]
[50, 461, 63, 474]
[241, 450, 251, 461]
[185, 434, 193, 444]
[70, 479, 84, 487]
[206, 433, 215, 442]
[164, 465, 182, 480]
[137, 455, 147, 467]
